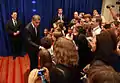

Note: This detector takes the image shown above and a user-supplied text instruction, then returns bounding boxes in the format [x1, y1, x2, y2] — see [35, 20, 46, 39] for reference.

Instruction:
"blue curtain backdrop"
[0, 0, 102, 56]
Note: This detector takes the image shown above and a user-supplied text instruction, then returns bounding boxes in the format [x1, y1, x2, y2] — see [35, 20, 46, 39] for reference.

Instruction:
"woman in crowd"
[50, 37, 80, 83]
[77, 28, 93, 70]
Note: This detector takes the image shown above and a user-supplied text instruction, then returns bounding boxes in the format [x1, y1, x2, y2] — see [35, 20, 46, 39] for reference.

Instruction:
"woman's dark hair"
[58, 22, 64, 30]
[78, 26, 86, 35]
[111, 21, 120, 27]
[96, 17, 102, 28]
[41, 37, 52, 49]
[104, 24, 111, 29]
[38, 49, 52, 70]
[11, 11, 17, 15]
[53, 31, 63, 40]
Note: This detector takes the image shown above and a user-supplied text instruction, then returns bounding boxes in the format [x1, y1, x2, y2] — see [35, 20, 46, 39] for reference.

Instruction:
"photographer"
[107, 4, 119, 21]
[28, 67, 50, 83]
[28, 49, 52, 83]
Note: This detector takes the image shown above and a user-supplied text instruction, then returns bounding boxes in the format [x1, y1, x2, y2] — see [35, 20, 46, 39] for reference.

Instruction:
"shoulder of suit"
[7, 19, 12, 23]
[6, 19, 13, 25]
[25, 23, 32, 30]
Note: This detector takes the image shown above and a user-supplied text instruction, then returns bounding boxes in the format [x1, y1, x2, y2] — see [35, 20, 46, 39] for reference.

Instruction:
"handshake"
[106, 4, 115, 9]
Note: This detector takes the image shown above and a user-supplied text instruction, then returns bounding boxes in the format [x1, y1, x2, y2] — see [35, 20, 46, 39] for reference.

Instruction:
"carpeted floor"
[0, 54, 30, 83]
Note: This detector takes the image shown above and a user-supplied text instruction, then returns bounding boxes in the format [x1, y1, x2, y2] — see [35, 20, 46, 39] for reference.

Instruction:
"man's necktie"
[34, 28, 37, 36]
[14, 20, 17, 26]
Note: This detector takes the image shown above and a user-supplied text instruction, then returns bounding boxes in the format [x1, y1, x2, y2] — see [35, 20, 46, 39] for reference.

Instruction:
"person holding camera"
[93, 10, 106, 23]
[28, 67, 50, 83]
[28, 49, 52, 83]
[107, 4, 120, 21]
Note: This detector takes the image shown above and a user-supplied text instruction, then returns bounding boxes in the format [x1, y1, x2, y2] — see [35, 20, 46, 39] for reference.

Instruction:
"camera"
[38, 68, 48, 83]
[38, 68, 46, 76]
[106, 4, 115, 9]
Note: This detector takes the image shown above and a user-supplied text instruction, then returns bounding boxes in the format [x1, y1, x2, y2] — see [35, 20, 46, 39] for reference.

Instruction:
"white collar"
[31, 22, 36, 28]
[12, 18, 16, 22]
[93, 26, 100, 31]
[58, 14, 62, 17]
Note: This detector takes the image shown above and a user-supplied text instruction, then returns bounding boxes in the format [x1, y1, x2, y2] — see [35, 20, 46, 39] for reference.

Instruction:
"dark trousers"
[10, 38, 22, 56]
[28, 50, 38, 71]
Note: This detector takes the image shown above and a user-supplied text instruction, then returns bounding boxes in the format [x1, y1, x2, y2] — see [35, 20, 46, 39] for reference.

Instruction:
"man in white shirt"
[91, 17, 102, 37]
[92, 25, 101, 37]
[52, 8, 67, 25]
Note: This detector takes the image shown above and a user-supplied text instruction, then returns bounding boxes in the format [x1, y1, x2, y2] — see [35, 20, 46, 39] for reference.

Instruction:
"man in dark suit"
[52, 8, 68, 27]
[6, 11, 22, 59]
[24, 15, 44, 71]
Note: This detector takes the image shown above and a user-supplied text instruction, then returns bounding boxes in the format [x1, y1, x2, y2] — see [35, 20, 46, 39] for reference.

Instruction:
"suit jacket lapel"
[30, 23, 40, 37]
[11, 19, 18, 29]
[37, 28, 40, 37]
[30, 24, 37, 37]
[11, 19, 14, 28]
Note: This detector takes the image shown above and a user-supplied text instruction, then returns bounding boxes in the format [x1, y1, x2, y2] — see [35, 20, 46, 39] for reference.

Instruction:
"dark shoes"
[13, 56, 16, 60]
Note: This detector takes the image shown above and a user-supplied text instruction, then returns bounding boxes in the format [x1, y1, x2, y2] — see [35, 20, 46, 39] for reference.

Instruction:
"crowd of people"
[6, 6, 120, 83]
